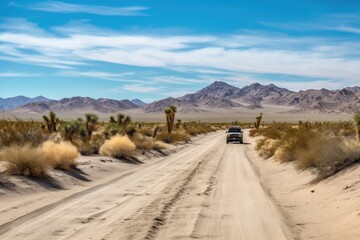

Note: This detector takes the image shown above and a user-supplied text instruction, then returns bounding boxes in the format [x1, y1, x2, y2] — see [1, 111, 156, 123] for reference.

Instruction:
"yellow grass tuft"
[132, 134, 154, 151]
[99, 135, 136, 158]
[0, 145, 49, 177]
[153, 141, 169, 150]
[42, 141, 79, 170]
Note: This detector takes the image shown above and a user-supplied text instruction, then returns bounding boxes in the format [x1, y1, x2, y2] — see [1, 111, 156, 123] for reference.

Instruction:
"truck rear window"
[228, 128, 241, 132]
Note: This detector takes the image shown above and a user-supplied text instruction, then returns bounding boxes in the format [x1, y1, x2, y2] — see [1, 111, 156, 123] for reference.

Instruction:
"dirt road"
[0, 131, 292, 240]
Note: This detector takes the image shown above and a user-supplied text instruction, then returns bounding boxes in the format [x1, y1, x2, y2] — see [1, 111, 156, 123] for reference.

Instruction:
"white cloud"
[123, 84, 165, 93]
[23, 1, 149, 16]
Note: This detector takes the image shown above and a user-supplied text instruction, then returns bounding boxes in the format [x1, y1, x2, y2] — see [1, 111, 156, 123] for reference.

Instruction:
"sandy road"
[0, 131, 292, 240]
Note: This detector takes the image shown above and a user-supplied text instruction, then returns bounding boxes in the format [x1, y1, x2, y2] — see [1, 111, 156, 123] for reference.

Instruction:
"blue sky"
[0, 0, 359, 101]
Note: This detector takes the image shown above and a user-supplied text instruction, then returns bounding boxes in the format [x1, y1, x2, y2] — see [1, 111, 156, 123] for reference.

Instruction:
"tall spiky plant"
[354, 112, 360, 142]
[255, 113, 263, 129]
[123, 116, 132, 127]
[116, 113, 125, 125]
[165, 105, 177, 134]
[85, 113, 99, 139]
[42, 111, 58, 132]
[109, 116, 116, 124]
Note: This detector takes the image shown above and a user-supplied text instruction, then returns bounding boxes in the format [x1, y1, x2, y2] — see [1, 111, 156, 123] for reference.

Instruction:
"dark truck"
[226, 126, 243, 144]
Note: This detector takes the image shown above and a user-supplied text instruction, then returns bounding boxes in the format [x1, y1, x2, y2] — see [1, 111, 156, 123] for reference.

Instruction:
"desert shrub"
[42, 141, 79, 170]
[99, 135, 136, 158]
[256, 138, 280, 159]
[156, 131, 191, 144]
[74, 134, 105, 155]
[183, 122, 216, 136]
[276, 128, 319, 163]
[153, 141, 169, 150]
[0, 145, 48, 177]
[0, 119, 48, 147]
[131, 134, 154, 151]
[137, 127, 154, 137]
[249, 129, 258, 137]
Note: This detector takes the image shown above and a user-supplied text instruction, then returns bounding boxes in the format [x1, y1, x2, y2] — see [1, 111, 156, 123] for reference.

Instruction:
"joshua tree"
[176, 119, 182, 129]
[152, 125, 159, 138]
[255, 113, 263, 129]
[116, 113, 125, 125]
[42, 111, 59, 132]
[109, 116, 116, 124]
[123, 116, 132, 127]
[165, 105, 177, 134]
[354, 112, 360, 141]
[85, 113, 99, 139]
[62, 120, 82, 142]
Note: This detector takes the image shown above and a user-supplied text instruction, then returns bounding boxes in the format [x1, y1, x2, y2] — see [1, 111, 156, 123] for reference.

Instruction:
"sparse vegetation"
[251, 121, 360, 180]
[0, 112, 224, 179]
[0, 119, 48, 147]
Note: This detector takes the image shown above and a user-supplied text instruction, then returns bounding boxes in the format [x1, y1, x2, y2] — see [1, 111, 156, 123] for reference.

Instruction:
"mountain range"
[3, 81, 360, 114]
[145, 81, 360, 113]
[0, 96, 51, 111]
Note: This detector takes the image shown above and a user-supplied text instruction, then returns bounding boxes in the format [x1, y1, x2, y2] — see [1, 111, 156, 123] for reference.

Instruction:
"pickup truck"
[226, 126, 243, 144]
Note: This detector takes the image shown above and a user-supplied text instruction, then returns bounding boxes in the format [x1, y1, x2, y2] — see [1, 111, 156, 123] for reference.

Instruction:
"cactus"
[354, 112, 360, 141]
[165, 105, 177, 134]
[255, 113, 262, 129]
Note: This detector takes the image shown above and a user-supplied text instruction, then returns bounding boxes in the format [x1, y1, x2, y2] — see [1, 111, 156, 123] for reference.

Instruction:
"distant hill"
[13, 97, 140, 113]
[131, 99, 147, 107]
[145, 81, 360, 113]
[0, 96, 51, 111]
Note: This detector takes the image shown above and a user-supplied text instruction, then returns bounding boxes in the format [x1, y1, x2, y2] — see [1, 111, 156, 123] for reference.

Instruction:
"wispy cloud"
[122, 84, 165, 93]
[0, 19, 359, 89]
[0, 72, 42, 77]
[17, 1, 149, 16]
[259, 12, 360, 35]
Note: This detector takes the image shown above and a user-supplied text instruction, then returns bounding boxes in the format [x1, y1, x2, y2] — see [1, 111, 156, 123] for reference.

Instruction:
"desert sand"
[1, 105, 353, 122]
[0, 130, 359, 239]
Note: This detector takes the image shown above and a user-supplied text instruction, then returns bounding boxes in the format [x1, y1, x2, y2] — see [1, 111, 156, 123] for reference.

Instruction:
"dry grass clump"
[153, 141, 169, 150]
[256, 138, 280, 159]
[99, 135, 136, 158]
[42, 141, 79, 170]
[0, 145, 48, 177]
[156, 130, 191, 144]
[131, 134, 154, 151]
[74, 134, 105, 155]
